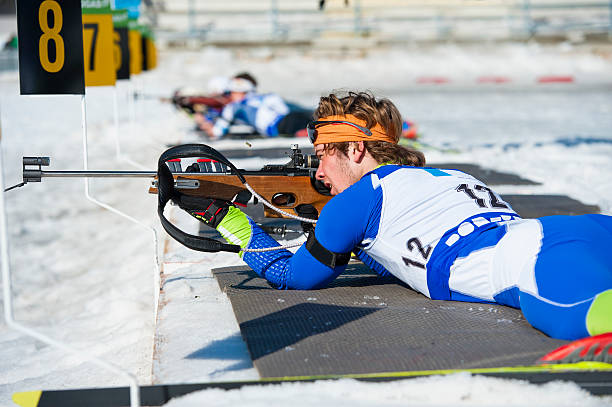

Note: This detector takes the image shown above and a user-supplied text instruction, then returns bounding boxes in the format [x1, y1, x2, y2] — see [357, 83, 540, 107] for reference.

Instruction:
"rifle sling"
[157, 144, 242, 253]
[305, 232, 351, 268]
[159, 143, 245, 183]
[157, 205, 241, 253]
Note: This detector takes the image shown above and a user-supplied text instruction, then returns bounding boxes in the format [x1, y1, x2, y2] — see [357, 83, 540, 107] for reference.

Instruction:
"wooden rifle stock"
[149, 173, 332, 219]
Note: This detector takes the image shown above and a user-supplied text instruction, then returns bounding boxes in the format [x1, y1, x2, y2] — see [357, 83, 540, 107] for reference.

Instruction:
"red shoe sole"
[538, 333, 612, 364]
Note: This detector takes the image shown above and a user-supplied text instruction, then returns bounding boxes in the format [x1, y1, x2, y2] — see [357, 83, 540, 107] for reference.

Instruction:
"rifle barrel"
[22, 170, 200, 190]
[40, 170, 157, 178]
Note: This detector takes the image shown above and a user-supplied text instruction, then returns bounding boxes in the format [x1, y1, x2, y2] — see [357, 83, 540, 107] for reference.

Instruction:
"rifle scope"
[287, 144, 319, 169]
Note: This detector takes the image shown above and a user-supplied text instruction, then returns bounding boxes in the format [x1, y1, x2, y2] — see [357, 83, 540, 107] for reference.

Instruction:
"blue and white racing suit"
[217, 165, 612, 340]
[212, 92, 289, 138]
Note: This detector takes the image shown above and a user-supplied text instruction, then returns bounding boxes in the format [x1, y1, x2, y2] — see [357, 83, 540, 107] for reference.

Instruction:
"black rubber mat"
[502, 194, 600, 217]
[213, 264, 568, 378]
[435, 163, 538, 186]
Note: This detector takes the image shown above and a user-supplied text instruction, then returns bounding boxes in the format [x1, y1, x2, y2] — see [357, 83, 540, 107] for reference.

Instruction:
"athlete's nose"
[315, 164, 324, 181]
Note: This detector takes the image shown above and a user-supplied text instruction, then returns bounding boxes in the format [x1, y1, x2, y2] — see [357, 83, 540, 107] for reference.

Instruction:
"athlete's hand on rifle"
[194, 114, 215, 138]
[175, 195, 232, 228]
[173, 188, 252, 229]
[175, 193, 254, 252]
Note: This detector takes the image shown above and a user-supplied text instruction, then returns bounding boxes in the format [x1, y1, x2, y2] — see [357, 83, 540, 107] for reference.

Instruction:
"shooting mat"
[212, 264, 568, 377]
[502, 194, 599, 217]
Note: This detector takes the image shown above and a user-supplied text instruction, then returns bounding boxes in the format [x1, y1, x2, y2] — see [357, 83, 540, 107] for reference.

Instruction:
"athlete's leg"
[276, 111, 313, 136]
[518, 215, 612, 340]
[584, 213, 612, 336]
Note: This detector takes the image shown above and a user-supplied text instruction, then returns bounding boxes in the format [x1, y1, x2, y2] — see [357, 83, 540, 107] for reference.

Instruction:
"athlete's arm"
[215, 177, 379, 289]
[211, 103, 236, 138]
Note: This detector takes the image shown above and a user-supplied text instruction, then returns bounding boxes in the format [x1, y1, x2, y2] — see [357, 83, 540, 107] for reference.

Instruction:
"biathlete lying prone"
[184, 73, 419, 141]
[177, 91, 612, 350]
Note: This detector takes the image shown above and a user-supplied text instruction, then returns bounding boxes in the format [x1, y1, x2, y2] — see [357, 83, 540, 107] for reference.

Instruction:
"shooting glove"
[175, 195, 231, 229]
[177, 195, 254, 251]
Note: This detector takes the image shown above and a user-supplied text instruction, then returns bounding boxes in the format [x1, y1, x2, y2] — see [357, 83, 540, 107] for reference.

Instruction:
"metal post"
[354, 0, 363, 35]
[523, 0, 533, 39]
[0, 103, 140, 407]
[80, 95, 142, 407]
[188, 0, 196, 35]
[111, 85, 162, 328]
[609, 0, 612, 40]
[270, 0, 279, 39]
[113, 86, 122, 160]
[82, 93, 161, 335]
[113, 86, 148, 170]
[128, 80, 137, 125]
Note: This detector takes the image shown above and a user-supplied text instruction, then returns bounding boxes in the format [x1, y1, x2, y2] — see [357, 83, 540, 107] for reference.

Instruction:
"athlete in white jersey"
[197, 73, 312, 139]
[183, 92, 612, 351]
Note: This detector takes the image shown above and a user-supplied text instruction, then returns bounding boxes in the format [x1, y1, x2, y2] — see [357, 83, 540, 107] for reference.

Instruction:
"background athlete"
[195, 72, 312, 139]
[179, 91, 612, 346]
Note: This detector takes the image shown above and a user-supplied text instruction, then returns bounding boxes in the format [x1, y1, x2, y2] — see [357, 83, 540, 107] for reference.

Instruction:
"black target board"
[112, 9, 130, 80]
[17, 0, 85, 94]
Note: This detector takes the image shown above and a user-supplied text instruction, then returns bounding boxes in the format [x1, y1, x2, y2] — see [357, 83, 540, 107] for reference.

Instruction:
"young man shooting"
[182, 91, 612, 349]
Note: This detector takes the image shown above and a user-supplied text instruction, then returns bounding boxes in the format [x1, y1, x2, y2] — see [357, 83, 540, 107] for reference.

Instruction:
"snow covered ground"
[1, 43, 612, 406]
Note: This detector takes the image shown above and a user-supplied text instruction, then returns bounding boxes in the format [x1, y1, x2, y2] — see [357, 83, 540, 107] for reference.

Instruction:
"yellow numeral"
[113, 31, 121, 71]
[38, 0, 65, 73]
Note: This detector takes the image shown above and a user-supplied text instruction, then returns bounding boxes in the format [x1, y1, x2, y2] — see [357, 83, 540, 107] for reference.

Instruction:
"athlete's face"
[315, 144, 359, 195]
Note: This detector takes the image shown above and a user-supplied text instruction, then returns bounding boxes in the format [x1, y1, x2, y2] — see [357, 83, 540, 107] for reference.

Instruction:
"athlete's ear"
[350, 141, 366, 163]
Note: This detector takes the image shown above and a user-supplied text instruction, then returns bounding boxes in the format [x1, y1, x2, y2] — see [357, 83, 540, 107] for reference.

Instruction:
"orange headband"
[312, 114, 396, 145]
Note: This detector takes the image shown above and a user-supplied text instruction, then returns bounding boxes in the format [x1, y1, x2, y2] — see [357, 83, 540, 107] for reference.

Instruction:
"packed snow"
[1, 42, 612, 406]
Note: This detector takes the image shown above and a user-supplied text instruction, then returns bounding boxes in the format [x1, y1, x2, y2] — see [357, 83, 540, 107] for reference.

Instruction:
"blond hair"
[315, 91, 425, 166]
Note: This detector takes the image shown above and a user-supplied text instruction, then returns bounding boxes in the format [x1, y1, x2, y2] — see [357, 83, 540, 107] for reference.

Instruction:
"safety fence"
[146, 0, 612, 46]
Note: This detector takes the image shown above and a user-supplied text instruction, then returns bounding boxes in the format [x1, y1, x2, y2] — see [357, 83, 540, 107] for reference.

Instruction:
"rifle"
[133, 91, 230, 114]
[13, 144, 331, 253]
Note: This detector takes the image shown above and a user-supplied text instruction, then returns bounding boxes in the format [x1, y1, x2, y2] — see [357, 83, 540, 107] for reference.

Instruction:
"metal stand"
[0, 105, 141, 407]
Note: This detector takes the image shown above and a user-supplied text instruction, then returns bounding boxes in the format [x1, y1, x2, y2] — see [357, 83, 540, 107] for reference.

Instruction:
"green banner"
[112, 9, 129, 27]
[127, 17, 139, 30]
[139, 24, 153, 39]
[82, 0, 111, 14]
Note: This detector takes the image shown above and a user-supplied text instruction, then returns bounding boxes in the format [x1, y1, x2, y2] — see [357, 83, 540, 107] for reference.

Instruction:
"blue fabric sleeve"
[240, 221, 346, 290]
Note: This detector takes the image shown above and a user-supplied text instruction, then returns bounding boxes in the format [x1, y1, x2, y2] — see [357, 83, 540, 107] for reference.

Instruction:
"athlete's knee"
[587, 289, 612, 336]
